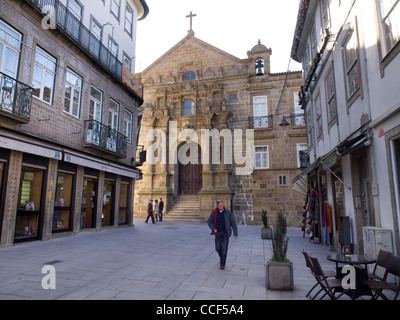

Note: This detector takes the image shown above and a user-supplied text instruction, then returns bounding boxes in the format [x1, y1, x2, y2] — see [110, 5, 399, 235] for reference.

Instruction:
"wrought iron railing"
[249, 115, 274, 129]
[84, 120, 127, 158]
[29, 0, 123, 79]
[291, 113, 306, 127]
[0, 71, 33, 121]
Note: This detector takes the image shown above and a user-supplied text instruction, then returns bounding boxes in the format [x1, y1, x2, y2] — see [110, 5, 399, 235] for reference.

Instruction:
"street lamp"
[279, 116, 290, 127]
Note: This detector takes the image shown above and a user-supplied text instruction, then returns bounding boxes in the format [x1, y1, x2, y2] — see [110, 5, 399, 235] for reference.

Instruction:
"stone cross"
[186, 11, 197, 31]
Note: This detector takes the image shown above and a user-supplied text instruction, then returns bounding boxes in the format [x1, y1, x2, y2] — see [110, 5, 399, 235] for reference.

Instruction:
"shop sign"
[122, 66, 143, 99]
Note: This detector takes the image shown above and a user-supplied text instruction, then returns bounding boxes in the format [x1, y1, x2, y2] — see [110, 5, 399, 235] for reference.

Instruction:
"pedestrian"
[154, 200, 159, 222]
[208, 200, 238, 270]
[159, 198, 164, 222]
[145, 199, 155, 224]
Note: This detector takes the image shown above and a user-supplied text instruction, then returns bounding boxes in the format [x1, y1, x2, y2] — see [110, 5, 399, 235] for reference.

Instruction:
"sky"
[135, 0, 302, 74]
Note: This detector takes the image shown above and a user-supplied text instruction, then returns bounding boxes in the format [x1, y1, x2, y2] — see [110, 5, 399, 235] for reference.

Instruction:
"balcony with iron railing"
[28, 0, 137, 97]
[0, 71, 33, 123]
[84, 120, 128, 158]
[249, 115, 274, 130]
[290, 113, 306, 127]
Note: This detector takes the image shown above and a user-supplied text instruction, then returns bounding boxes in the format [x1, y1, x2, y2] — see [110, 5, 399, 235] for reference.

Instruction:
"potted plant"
[261, 209, 272, 239]
[266, 211, 294, 291]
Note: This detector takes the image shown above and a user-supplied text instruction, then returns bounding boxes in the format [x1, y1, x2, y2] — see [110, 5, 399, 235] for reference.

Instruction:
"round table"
[327, 254, 376, 300]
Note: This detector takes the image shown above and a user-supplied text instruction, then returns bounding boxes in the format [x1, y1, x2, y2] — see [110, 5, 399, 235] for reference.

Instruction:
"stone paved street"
[0, 218, 348, 300]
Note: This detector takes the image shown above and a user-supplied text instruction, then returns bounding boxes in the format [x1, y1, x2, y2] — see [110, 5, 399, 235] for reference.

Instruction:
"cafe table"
[327, 253, 376, 300]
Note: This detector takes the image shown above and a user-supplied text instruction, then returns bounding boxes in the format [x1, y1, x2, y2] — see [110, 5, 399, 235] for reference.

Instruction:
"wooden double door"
[178, 145, 203, 195]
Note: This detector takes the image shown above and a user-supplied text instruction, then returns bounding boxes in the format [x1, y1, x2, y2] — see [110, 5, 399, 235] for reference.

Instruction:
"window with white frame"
[89, 85, 103, 122]
[294, 92, 305, 126]
[123, 110, 133, 143]
[125, 3, 133, 35]
[307, 108, 314, 147]
[0, 19, 22, 78]
[325, 64, 337, 124]
[63, 68, 82, 118]
[108, 98, 119, 131]
[315, 92, 323, 139]
[111, 0, 121, 19]
[123, 52, 131, 70]
[297, 143, 308, 168]
[343, 28, 361, 100]
[321, 0, 331, 33]
[253, 96, 269, 129]
[254, 146, 269, 169]
[377, 0, 400, 56]
[32, 46, 56, 104]
[68, 0, 82, 20]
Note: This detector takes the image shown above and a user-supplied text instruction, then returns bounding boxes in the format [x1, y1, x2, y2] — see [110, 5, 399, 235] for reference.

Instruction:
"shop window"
[102, 180, 114, 226]
[119, 182, 128, 225]
[53, 172, 74, 233]
[0, 162, 4, 234]
[81, 177, 97, 229]
[15, 167, 44, 242]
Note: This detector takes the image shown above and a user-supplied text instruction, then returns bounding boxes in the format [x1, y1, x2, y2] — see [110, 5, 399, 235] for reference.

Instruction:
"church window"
[185, 71, 195, 81]
[183, 99, 193, 116]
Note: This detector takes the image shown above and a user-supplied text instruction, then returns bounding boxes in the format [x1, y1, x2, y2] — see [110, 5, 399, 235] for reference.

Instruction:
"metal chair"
[309, 255, 350, 300]
[301, 249, 336, 300]
[368, 249, 392, 281]
[363, 255, 400, 300]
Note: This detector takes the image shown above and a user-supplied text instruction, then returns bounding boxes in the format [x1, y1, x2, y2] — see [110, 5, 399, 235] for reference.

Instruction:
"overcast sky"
[135, 0, 302, 74]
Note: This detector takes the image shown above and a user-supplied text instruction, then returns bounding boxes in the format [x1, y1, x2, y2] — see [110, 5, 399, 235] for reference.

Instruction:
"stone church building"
[134, 29, 307, 227]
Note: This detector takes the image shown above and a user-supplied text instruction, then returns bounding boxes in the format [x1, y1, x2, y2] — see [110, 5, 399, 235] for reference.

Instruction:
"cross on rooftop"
[186, 11, 197, 31]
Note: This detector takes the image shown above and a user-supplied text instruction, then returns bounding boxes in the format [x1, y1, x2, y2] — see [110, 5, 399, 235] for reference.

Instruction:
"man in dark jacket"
[145, 200, 155, 224]
[208, 200, 238, 270]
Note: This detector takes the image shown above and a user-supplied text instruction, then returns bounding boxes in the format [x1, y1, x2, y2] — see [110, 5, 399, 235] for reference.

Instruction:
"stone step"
[165, 195, 204, 223]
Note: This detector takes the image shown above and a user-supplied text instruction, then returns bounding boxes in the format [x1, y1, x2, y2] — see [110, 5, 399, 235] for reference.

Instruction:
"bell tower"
[247, 40, 272, 76]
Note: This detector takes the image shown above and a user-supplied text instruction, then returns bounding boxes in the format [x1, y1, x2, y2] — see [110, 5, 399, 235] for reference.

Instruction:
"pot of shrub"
[261, 209, 272, 239]
[266, 211, 294, 291]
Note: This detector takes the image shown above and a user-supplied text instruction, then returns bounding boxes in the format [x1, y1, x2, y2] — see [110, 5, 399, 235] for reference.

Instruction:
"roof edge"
[291, 0, 311, 63]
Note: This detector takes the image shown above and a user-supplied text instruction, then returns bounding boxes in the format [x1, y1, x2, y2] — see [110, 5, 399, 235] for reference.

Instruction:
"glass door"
[14, 166, 44, 242]
[53, 172, 74, 233]
[118, 182, 128, 225]
[102, 180, 114, 226]
[81, 177, 97, 229]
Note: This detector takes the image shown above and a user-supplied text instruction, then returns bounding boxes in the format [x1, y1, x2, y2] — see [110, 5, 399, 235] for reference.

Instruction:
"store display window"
[15, 166, 44, 242]
[53, 172, 74, 233]
[119, 182, 128, 225]
[81, 177, 97, 229]
[102, 180, 115, 226]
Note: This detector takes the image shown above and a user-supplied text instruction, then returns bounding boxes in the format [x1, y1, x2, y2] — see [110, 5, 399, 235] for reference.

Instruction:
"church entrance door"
[178, 144, 202, 195]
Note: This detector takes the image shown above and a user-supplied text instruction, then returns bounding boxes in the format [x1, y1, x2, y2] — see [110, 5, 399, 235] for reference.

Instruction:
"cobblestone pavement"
[0, 218, 373, 300]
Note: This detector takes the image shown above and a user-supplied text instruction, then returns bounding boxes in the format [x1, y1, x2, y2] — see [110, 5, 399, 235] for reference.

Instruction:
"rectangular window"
[66, 0, 82, 40]
[108, 37, 118, 70]
[307, 108, 314, 147]
[343, 29, 361, 100]
[315, 92, 323, 139]
[32, 46, 56, 104]
[123, 109, 133, 143]
[89, 18, 101, 56]
[253, 96, 269, 129]
[255, 146, 269, 169]
[125, 3, 133, 35]
[89, 85, 103, 122]
[108, 98, 119, 131]
[68, 0, 82, 20]
[322, 0, 331, 33]
[0, 20, 22, 78]
[111, 0, 121, 19]
[294, 92, 305, 126]
[53, 172, 74, 233]
[123, 52, 131, 70]
[297, 143, 308, 168]
[325, 64, 337, 124]
[64, 68, 82, 118]
[377, 0, 400, 56]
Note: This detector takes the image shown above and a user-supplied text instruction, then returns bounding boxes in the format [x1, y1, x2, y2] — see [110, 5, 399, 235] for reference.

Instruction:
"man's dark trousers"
[215, 230, 229, 267]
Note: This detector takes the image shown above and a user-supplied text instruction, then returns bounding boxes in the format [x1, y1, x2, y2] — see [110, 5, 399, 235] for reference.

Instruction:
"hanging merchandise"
[323, 201, 332, 247]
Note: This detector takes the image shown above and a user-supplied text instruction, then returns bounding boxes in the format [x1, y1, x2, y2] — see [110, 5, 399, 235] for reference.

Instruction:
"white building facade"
[291, 0, 400, 255]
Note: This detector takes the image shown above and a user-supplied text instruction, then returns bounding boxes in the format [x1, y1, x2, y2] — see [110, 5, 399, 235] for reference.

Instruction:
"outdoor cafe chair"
[301, 249, 336, 300]
[363, 255, 400, 300]
[368, 249, 392, 281]
[309, 255, 350, 300]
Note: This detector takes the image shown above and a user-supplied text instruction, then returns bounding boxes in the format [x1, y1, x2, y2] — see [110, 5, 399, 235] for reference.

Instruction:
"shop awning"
[63, 149, 141, 179]
[337, 133, 368, 155]
[292, 157, 321, 184]
[0, 133, 62, 160]
[321, 151, 338, 171]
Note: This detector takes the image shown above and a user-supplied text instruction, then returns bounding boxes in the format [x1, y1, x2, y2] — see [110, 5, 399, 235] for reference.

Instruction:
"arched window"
[185, 71, 196, 81]
[183, 99, 193, 116]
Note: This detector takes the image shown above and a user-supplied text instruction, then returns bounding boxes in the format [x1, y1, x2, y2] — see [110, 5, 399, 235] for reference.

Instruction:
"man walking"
[158, 198, 164, 222]
[145, 199, 155, 224]
[208, 200, 238, 270]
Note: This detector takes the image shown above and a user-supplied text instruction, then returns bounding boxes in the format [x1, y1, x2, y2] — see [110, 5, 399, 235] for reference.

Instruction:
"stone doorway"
[178, 144, 202, 195]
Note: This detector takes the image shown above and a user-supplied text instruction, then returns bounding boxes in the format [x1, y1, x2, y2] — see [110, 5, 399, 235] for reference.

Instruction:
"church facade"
[135, 30, 307, 226]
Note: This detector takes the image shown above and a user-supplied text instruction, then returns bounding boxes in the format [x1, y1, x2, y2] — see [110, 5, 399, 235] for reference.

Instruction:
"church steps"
[165, 195, 205, 223]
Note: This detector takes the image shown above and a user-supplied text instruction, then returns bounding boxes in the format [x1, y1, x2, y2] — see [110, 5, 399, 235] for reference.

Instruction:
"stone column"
[0, 150, 22, 247]
[96, 171, 105, 231]
[113, 175, 121, 227]
[72, 166, 84, 235]
[42, 158, 59, 241]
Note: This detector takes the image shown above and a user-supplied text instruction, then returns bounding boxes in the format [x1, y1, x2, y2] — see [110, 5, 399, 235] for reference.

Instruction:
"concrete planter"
[266, 260, 294, 291]
[261, 227, 272, 239]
